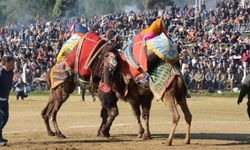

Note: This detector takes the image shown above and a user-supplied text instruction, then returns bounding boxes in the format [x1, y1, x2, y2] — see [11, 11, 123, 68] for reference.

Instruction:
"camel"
[97, 44, 192, 146]
[41, 41, 119, 138]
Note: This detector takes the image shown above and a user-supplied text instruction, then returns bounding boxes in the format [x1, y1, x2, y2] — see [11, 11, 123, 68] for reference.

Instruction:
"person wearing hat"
[0, 55, 15, 146]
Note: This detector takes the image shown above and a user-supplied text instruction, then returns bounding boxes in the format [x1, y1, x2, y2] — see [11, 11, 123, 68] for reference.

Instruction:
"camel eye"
[104, 54, 109, 57]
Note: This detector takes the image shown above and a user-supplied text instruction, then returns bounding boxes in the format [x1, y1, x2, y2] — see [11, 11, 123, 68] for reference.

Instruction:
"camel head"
[101, 43, 119, 72]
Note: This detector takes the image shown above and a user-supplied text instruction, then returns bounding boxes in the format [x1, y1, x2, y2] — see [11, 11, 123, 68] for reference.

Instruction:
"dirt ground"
[1, 95, 250, 150]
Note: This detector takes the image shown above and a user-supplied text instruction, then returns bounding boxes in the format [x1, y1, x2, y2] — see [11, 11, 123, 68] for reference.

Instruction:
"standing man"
[0, 56, 15, 146]
[237, 74, 250, 120]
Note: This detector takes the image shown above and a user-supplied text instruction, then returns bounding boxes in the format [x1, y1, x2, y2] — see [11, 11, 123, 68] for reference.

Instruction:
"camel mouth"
[108, 59, 118, 70]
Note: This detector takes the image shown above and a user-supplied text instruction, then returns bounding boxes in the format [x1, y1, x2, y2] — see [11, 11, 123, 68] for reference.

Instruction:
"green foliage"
[0, 0, 193, 26]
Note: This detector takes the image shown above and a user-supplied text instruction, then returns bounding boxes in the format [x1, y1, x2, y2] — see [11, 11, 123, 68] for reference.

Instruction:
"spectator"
[215, 69, 225, 93]
[205, 69, 215, 93]
[15, 78, 28, 101]
[0, 0, 248, 94]
[194, 70, 204, 91]
[237, 74, 250, 120]
[224, 68, 235, 90]
[0, 55, 15, 146]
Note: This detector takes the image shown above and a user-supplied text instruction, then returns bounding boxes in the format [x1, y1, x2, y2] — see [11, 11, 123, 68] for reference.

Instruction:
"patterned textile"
[70, 21, 88, 36]
[120, 33, 148, 78]
[50, 60, 73, 89]
[66, 32, 102, 77]
[124, 40, 140, 69]
[56, 33, 84, 62]
[149, 62, 180, 100]
[140, 18, 167, 40]
[146, 33, 179, 63]
[120, 19, 169, 78]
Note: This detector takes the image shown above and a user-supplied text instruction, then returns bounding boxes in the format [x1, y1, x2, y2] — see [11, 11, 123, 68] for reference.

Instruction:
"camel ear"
[113, 35, 123, 50]
[105, 29, 114, 40]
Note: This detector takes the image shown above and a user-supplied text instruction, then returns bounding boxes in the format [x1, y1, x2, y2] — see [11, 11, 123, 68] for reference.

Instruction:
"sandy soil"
[1, 96, 250, 150]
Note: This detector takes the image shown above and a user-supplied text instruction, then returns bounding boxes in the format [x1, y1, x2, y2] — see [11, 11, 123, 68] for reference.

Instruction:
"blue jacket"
[0, 68, 14, 99]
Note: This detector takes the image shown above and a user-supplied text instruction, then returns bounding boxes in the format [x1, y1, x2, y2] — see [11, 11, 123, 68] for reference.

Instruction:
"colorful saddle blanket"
[121, 33, 179, 79]
[66, 32, 102, 77]
[149, 62, 181, 100]
[120, 34, 148, 78]
[56, 33, 85, 62]
[146, 33, 179, 63]
[50, 59, 73, 89]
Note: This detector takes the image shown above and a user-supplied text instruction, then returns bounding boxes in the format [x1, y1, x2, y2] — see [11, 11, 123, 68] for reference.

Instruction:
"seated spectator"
[194, 70, 204, 91]
[234, 68, 243, 88]
[188, 70, 196, 91]
[205, 69, 215, 92]
[215, 69, 225, 93]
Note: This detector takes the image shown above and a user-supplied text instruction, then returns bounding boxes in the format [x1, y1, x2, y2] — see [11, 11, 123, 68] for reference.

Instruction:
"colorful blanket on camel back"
[66, 32, 102, 77]
[120, 19, 165, 78]
[50, 59, 73, 89]
[120, 18, 179, 80]
[149, 62, 182, 100]
[56, 32, 85, 62]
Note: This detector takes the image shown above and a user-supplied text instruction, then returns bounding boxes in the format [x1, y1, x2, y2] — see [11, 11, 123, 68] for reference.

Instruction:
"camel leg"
[90, 90, 96, 102]
[164, 93, 180, 146]
[97, 107, 108, 136]
[178, 97, 192, 144]
[44, 103, 55, 136]
[129, 102, 144, 138]
[100, 104, 119, 137]
[141, 95, 153, 140]
[41, 91, 55, 136]
[51, 100, 66, 138]
[98, 91, 119, 137]
[51, 86, 70, 138]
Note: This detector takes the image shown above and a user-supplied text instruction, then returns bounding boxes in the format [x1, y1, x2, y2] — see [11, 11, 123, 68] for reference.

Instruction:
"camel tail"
[46, 68, 52, 88]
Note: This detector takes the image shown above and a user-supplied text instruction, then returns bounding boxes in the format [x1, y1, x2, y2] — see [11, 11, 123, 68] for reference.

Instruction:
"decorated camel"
[96, 18, 192, 146]
[41, 30, 120, 138]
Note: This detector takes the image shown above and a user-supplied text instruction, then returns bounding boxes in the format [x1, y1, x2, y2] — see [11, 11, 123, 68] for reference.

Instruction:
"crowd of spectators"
[0, 0, 249, 93]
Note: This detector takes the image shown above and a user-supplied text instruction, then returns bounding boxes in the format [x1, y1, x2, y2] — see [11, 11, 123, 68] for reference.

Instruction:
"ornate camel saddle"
[51, 32, 105, 89]
[120, 33, 181, 99]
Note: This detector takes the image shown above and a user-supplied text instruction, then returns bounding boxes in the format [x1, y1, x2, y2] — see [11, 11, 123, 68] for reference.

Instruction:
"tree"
[141, 0, 174, 9]
[52, 0, 76, 18]
[83, 0, 115, 17]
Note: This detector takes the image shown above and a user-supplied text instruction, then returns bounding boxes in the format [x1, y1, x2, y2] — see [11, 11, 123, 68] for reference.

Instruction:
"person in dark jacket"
[237, 74, 250, 120]
[0, 55, 14, 146]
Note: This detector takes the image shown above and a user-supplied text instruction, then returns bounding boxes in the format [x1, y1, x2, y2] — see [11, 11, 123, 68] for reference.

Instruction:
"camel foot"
[137, 128, 145, 138]
[98, 129, 110, 138]
[142, 135, 152, 140]
[56, 133, 66, 139]
[184, 138, 191, 144]
[138, 133, 143, 138]
[48, 131, 55, 136]
[164, 138, 172, 146]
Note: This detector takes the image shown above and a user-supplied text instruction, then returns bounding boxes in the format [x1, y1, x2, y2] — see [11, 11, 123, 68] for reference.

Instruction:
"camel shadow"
[11, 137, 139, 146]
[114, 133, 250, 146]
[189, 133, 250, 146]
[10, 133, 250, 146]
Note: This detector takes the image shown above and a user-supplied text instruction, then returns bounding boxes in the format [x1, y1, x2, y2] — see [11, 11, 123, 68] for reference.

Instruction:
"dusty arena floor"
[1, 95, 250, 150]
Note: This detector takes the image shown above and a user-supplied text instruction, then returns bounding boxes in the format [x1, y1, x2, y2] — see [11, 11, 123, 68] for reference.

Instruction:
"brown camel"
[41, 42, 119, 138]
[97, 51, 192, 146]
